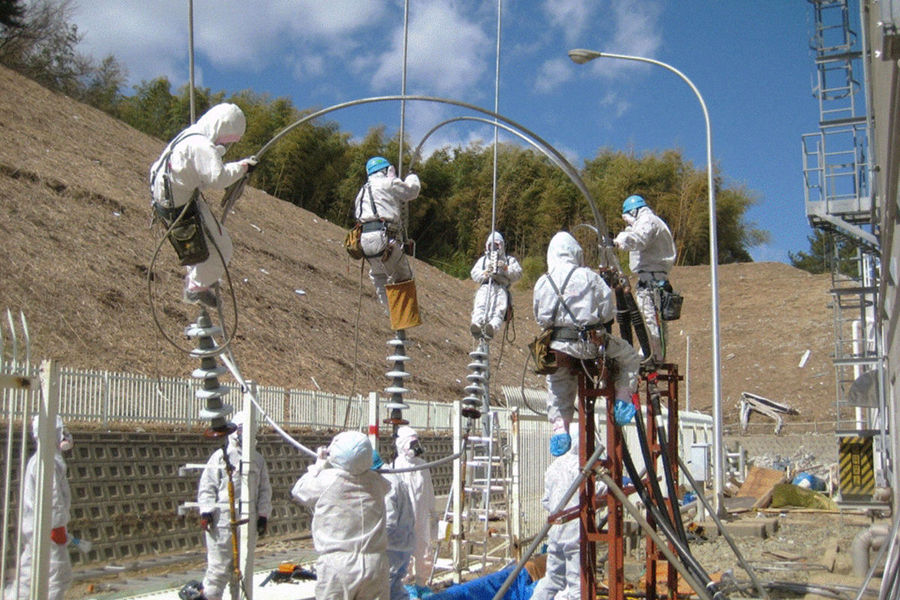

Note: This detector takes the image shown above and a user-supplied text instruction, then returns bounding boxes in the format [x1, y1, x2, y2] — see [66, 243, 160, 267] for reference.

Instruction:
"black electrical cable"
[147, 199, 238, 356]
[631, 396, 688, 547]
[645, 386, 690, 546]
[619, 428, 724, 600]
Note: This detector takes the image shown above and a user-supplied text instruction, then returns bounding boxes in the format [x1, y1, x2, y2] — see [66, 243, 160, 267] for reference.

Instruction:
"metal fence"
[2, 364, 457, 432]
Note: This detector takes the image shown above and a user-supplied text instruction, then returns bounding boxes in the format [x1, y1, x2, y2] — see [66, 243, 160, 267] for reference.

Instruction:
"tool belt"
[153, 191, 209, 266]
[551, 324, 604, 342]
[360, 220, 386, 233]
[551, 327, 582, 342]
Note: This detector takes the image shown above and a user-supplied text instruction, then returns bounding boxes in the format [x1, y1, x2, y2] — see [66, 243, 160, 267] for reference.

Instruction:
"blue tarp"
[429, 564, 536, 600]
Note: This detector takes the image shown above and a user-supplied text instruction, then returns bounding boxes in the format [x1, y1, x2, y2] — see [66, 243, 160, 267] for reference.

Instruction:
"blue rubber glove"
[405, 584, 418, 598]
[549, 432, 571, 456]
[417, 585, 434, 598]
[613, 398, 636, 425]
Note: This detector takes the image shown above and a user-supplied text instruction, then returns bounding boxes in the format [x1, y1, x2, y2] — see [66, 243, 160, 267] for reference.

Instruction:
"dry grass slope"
[0, 65, 835, 426]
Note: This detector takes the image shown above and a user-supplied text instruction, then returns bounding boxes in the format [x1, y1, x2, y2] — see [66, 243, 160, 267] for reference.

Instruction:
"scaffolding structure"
[802, 0, 888, 502]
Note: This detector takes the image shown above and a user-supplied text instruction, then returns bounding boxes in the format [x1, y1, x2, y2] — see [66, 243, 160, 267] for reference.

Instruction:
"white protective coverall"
[613, 206, 676, 362]
[197, 418, 272, 600]
[392, 426, 436, 588]
[531, 432, 607, 600]
[470, 232, 523, 338]
[4, 416, 73, 600]
[149, 103, 255, 296]
[384, 471, 415, 600]
[533, 232, 641, 436]
[292, 431, 390, 600]
[354, 166, 421, 306]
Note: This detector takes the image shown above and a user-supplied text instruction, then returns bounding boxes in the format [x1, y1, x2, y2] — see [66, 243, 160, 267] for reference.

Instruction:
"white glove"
[241, 156, 259, 172]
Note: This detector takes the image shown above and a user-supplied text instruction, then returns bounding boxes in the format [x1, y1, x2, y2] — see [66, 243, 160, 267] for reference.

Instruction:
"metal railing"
[1, 364, 456, 431]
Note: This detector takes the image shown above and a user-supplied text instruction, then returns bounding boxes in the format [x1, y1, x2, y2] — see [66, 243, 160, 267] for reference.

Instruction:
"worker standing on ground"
[531, 428, 601, 600]
[392, 426, 436, 597]
[470, 231, 522, 339]
[613, 194, 676, 365]
[354, 156, 421, 310]
[4, 416, 74, 600]
[292, 431, 390, 599]
[149, 103, 258, 308]
[533, 231, 642, 456]
[197, 414, 272, 600]
[373, 450, 416, 600]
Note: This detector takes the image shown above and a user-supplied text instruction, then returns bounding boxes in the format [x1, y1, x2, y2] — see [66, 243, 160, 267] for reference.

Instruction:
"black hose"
[624, 289, 652, 358]
[614, 286, 633, 346]
[619, 429, 723, 600]
[646, 387, 689, 546]
[631, 397, 688, 547]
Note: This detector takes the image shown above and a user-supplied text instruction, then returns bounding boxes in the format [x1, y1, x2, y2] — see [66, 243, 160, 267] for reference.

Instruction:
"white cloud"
[70, 1, 388, 87]
[541, 0, 597, 45]
[369, 2, 491, 97]
[601, 91, 630, 119]
[534, 57, 573, 93]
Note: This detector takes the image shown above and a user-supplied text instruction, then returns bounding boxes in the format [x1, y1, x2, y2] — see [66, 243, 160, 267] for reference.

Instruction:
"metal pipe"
[490, 440, 606, 600]
[255, 95, 611, 247]
[675, 453, 769, 599]
[188, 0, 195, 124]
[599, 472, 714, 600]
[568, 48, 724, 514]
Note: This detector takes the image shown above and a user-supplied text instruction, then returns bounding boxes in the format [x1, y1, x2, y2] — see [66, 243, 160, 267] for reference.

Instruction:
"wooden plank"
[736, 466, 786, 509]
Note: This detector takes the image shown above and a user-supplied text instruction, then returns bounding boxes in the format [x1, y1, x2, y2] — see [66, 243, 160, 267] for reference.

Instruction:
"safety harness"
[547, 267, 602, 342]
[149, 132, 209, 266]
[355, 183, 395, 259]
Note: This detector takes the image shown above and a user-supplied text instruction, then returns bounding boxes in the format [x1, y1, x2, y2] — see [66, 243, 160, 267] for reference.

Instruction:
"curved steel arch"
[255, 94, 613, 249]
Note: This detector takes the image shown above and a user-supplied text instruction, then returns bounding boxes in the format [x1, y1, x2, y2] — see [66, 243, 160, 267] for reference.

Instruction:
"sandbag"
[385, 278, 422, 330]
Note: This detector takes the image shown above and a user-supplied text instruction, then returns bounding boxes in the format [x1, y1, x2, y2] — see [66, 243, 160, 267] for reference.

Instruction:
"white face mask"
[387, 165, 396, 179]
[58, 431, 73, 452]
[622, 213, 636, 226]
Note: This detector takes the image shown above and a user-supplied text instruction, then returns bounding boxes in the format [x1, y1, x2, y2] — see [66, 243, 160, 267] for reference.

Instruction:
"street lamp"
[568, 48, 725, 515]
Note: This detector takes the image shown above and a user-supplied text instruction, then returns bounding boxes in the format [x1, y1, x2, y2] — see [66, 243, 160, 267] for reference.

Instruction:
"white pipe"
[852, 524, 889, 577]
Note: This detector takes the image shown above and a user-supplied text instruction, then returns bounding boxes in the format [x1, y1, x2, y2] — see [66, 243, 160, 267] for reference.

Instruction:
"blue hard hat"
[622, 195, 647, 213]
[366, 156, 391, 175]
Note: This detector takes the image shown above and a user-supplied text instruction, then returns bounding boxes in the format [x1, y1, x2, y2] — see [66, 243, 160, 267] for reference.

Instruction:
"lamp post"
[568, 48, 725, 515]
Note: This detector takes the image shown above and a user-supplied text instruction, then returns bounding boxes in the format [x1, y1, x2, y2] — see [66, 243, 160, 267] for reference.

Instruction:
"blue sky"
[70, 1, 825, 263]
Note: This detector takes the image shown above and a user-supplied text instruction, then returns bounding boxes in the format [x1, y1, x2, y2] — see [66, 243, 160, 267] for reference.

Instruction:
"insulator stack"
[185, 309, 234, 437]
[461, 342, 490, 420]
[383, 329, 411, 429]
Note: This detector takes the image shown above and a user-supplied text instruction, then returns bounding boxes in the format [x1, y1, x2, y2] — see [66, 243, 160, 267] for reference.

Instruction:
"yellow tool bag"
[385, 278, 423, 330]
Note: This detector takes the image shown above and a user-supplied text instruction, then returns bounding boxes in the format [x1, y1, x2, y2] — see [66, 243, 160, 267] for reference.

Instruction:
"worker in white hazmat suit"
[149, 103, 258, 307]
[373, 449, 416, 600]
[532, 428, 606, 600]
[4, 416, 74, 600]
[533, 231, 642, 456]
[613, 195, 676, 364]
[197, 414, 272, 600]
[354, 156, 421, 307]
[292, 431, 390, 599]
[470, 231, 522, 339]
[392, 426, 436, 595]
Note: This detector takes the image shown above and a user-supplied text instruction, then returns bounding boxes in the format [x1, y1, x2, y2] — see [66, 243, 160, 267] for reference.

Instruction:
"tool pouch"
[154, 192, 209, 266]
[659, 281, 683, 321]
[528, 328, 557, 375]
[385, 278, 423, 330]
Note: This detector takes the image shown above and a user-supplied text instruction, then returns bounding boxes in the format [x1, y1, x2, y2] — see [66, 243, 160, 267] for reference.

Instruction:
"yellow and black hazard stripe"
[839, 435, 875, 499]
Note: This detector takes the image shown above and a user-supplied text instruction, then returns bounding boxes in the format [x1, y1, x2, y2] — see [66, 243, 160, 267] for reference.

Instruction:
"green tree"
[0, 0, 24, 28]
[790, 229, 860, 276]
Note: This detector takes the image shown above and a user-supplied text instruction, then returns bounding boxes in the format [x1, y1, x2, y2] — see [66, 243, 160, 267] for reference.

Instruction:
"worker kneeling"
[292, 431, 390, 599]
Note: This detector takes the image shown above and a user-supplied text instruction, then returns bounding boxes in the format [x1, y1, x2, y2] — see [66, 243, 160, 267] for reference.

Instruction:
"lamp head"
[568, 48, 603, 65]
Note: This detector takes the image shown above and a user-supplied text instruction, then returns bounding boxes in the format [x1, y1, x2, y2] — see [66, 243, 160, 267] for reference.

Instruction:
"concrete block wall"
[2, 429, 454, 568]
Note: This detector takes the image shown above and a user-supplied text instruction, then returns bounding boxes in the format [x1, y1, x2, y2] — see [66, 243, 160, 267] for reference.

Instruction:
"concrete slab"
[697, 517, 778, 539]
